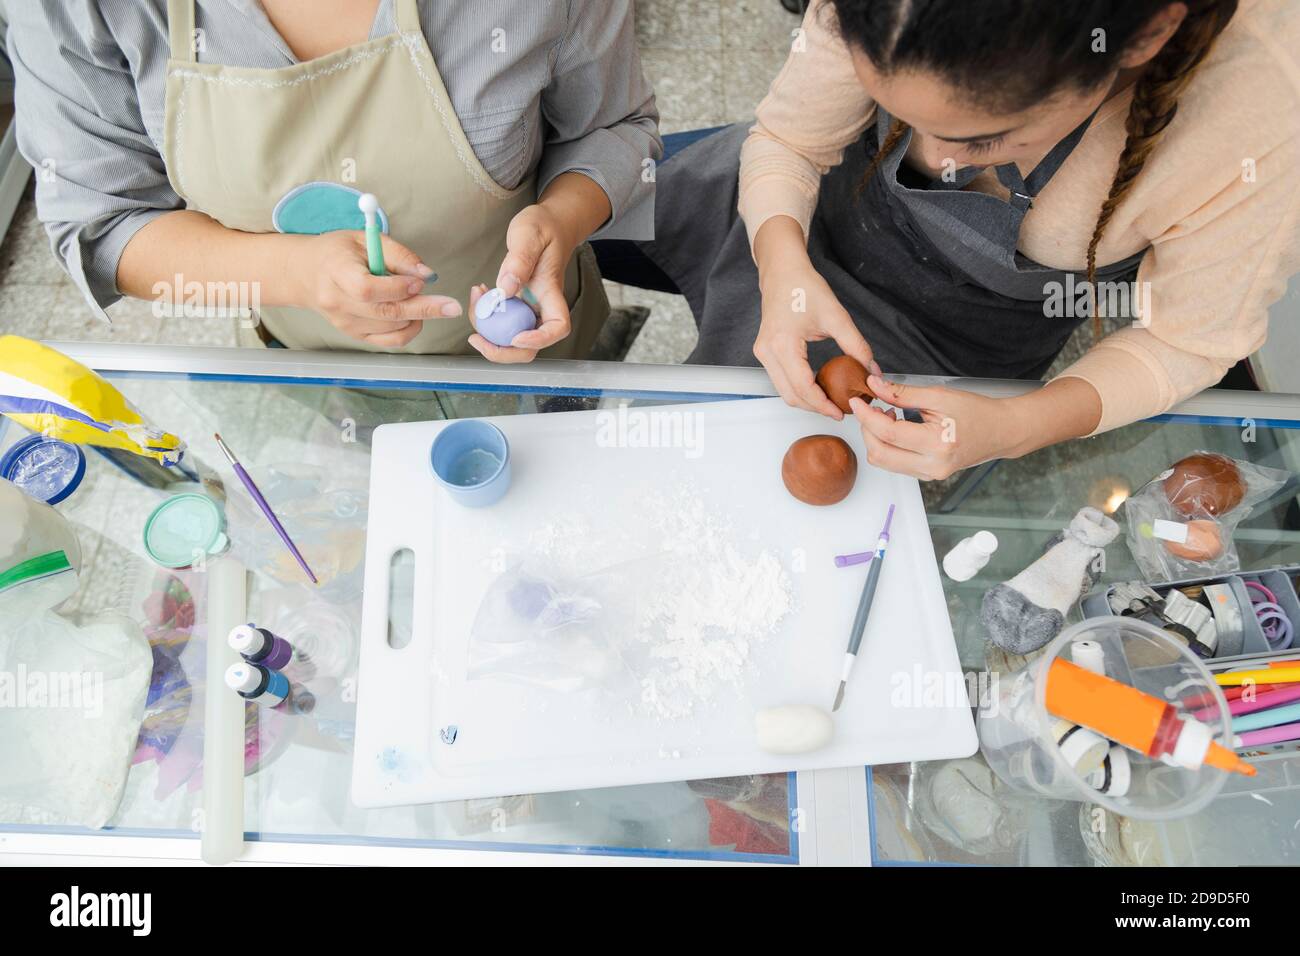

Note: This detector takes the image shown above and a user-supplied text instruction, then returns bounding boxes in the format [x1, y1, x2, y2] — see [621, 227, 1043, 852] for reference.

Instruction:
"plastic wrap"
[1122, 452, 1290, 581]
[468, 558, 647, 694]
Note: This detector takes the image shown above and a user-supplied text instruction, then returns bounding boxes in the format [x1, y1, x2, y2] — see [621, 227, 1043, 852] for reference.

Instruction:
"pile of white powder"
[520, 482, 793, 720]
[633, 487, 792, 719]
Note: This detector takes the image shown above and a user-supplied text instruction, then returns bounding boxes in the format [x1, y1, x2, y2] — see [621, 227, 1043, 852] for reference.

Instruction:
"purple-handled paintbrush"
[214, 433, 318, 585]
[833, 503, 895, 712]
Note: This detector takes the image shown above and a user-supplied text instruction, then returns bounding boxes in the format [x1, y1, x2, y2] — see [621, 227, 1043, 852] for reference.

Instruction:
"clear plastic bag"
[467, 558, 648, 694]
[1122, 451, 1292, 581]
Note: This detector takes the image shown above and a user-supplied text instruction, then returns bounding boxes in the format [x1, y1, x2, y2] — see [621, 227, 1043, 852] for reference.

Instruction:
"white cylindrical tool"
[942, 531, 998, 582]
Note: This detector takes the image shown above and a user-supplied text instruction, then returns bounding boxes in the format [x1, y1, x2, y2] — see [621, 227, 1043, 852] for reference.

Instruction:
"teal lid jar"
[143, 493, 230, 569]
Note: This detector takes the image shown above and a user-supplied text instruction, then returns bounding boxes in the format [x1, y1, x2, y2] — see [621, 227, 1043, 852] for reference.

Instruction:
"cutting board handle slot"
[386, 547, 416, 650]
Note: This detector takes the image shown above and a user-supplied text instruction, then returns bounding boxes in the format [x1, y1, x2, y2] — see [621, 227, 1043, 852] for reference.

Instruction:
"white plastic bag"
[0, 477, 152, 828]
[0, 609, 152, 828]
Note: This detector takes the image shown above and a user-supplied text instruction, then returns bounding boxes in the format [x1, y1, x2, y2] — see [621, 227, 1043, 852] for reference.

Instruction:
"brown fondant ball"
[1163, 453, 1244, 517]
[815, 355, 875, 414]
[782, 435, 858, 506]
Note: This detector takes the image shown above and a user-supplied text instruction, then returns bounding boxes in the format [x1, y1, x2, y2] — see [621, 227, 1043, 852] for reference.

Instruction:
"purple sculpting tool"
[214, 433, 318, 585]
[833, 503, 895, 712]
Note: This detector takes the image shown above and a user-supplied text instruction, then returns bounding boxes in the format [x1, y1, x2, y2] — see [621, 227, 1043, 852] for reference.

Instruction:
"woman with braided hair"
[600, 0, 1299, 480]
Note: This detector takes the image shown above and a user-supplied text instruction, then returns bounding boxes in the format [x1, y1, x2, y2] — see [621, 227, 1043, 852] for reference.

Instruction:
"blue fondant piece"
[272, 181, 390, 235]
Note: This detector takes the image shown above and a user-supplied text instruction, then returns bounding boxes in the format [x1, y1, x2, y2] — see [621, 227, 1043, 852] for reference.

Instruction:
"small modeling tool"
[833, 503, 894, 712]
[1046, 659, 1255, 777]
[358, 193, 386, 276]
[214, 433, 318, 585]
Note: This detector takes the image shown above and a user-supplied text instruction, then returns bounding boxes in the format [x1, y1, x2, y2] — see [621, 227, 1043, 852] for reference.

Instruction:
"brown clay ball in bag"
[815, 356, 875, 414]
[782, 435, 858, 506]
[1163, 453, 1244, 517]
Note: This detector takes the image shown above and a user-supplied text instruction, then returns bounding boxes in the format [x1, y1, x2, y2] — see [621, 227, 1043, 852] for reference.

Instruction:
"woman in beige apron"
[152, 0, 607, 358]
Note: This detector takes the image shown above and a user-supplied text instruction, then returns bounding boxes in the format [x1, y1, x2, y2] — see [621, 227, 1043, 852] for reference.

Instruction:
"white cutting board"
[352, 398, 976, 808]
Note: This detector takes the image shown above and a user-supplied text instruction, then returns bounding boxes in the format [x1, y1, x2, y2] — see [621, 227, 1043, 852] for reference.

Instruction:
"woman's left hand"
[849, 374, 1030, 481]
[468, 204, 576, 363]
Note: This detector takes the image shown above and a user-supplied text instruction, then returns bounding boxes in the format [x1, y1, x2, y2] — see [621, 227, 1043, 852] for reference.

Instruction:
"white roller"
[202, 557, 247, 865]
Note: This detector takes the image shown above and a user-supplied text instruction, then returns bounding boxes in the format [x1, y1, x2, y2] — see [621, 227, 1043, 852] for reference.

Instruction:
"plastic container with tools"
[979, 618, 1233, 821]
[1075, 565, 1300, 863]
[1080, 564, 1300, 662]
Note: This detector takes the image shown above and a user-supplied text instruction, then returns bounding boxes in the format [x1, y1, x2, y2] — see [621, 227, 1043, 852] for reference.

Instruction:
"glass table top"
[882, 413, 1300, 866]
[3, 345, 1299, 865]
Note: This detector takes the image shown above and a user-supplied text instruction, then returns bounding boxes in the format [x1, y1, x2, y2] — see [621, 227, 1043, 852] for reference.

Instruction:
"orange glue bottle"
[1045, 659, 1256, 777]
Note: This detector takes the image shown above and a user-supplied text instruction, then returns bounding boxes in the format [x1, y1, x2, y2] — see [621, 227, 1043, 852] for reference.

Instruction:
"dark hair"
[831, 0, 1238, 333]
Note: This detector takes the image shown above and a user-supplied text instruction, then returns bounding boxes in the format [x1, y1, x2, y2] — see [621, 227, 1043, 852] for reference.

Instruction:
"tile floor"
[0, 0, 1108, 374]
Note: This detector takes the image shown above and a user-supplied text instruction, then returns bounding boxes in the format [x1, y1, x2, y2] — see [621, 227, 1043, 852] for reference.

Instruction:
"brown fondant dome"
[782, 435, 858, 506]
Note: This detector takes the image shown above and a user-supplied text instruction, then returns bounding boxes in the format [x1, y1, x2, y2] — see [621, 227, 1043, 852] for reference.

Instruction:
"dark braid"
[1085, 0, 1238, 335]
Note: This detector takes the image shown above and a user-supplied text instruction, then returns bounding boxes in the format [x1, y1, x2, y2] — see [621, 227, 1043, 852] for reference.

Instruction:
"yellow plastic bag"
[0, 336, 184, 465]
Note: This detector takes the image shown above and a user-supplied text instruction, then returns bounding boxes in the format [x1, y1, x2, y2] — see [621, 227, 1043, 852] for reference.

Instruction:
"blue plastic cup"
[430, 420, 511, 508]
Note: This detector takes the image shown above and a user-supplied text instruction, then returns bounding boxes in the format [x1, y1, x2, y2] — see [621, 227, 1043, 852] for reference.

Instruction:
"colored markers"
[1231, 700, 1300, 734]
[1237, 721, 1300, 748]
[1215, 666, 1300, 686]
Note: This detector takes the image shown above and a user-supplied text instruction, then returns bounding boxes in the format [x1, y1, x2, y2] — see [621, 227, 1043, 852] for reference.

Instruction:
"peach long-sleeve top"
[739, 0, 1300, 433]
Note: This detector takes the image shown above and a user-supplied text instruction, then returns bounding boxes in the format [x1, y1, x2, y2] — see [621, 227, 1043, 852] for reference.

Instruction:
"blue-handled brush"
[833, 503, 895, 712]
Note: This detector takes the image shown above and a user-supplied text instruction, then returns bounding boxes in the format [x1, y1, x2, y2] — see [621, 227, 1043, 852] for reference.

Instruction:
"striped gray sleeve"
[8, 0, 182, 320]
[537, 0, 662, 241]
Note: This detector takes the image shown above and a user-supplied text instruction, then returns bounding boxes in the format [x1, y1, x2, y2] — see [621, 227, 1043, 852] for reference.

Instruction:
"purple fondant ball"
[477, 294, 538, 347]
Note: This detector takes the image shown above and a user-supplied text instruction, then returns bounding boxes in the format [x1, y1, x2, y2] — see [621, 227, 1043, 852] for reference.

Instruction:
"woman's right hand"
[291, 231, 464, 348]
[753, 257, 878, 420]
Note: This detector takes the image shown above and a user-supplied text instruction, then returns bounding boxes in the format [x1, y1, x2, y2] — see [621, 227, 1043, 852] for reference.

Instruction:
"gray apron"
[643, 111, 1147, 378]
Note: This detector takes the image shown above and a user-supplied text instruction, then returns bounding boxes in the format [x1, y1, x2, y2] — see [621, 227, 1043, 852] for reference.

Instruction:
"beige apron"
[161, 0, 606, 356]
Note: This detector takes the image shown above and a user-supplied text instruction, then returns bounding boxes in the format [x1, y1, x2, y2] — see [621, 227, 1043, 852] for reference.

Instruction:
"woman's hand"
[470, 172, 611, 363]
[468, 203, 577, 363]
[754, 259, 878, 419]
[752, 215, 876, 419]
[849, 375, 1103, 481]
[293, 231, 461, 347]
